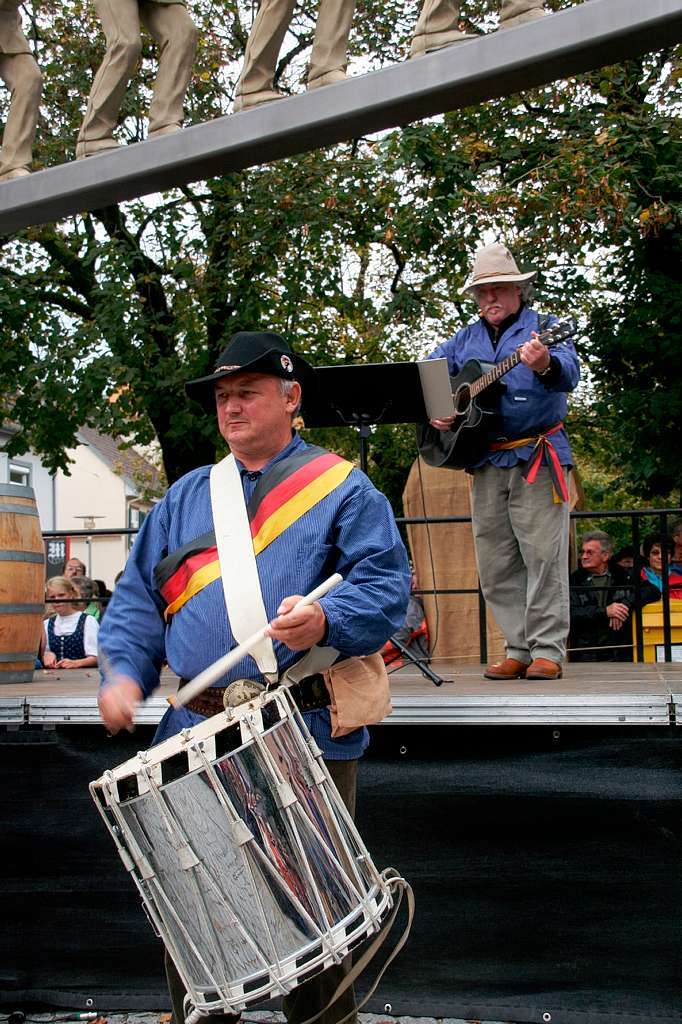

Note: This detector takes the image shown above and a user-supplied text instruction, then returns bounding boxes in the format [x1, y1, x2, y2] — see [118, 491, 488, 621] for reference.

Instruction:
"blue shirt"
[429, 305, 580, 467]
[99, 433, 411, 759]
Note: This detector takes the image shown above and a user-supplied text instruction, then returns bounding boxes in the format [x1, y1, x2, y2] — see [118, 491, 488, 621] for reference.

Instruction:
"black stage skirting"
[2, 724, 680, 1024]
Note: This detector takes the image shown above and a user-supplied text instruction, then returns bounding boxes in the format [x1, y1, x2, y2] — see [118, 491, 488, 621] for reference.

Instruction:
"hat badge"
[281, 354, 293, 373]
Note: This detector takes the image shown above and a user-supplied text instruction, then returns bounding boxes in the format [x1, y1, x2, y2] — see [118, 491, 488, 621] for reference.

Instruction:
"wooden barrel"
[0, 484, 45, 684]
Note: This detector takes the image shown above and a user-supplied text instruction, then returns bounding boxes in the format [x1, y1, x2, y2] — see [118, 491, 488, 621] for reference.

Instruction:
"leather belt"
[178, 672, 331, 719]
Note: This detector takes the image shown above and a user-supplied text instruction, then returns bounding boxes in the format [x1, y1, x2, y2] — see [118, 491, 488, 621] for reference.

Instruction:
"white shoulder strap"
[209, 454, 278, 680]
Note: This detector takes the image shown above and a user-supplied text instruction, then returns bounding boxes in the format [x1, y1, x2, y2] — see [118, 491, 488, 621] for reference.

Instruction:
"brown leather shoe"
[484, 657, 529, 680]
[525, 658, 563, 680]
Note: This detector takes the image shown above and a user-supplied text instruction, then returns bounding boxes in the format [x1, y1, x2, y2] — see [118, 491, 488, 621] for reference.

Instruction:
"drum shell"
[0, 484, 45, 684]
[92, 691, 392, 1015]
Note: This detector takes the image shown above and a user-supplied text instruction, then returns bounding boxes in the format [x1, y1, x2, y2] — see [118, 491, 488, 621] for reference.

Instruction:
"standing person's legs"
[507, 463, 570, 665]
[410, 1, 470, 58]
[0, 52, 42, 178]
[282, 758, 358, 1024]
[499, 0, 547, 29]
[76, 0, 142, 156]
[233, 0, 297, 111]
[471, 463, 531, 666]
[140, 1, 198, 136]
[307, 0, 356, 90]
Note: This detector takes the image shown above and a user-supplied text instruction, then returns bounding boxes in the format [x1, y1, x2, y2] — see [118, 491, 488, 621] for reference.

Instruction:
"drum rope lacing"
[294, 870, 416, 1024]
[93, 687, 414, 1024]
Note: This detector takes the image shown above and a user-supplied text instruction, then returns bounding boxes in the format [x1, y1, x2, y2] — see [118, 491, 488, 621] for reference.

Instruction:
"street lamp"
[73, 515, 106, 576]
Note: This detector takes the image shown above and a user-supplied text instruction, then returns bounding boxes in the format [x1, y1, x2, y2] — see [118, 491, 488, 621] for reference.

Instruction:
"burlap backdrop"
[402, 459, 583, 664]
[402, 458, 505, 664]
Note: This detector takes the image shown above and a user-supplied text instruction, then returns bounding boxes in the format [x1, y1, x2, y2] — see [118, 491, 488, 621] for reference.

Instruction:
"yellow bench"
[632, 599, 682, 662]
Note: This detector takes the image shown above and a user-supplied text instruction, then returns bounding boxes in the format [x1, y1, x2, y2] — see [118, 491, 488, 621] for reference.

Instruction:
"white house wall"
[0, 447, 56, 530]
[56, 444, 130, 590]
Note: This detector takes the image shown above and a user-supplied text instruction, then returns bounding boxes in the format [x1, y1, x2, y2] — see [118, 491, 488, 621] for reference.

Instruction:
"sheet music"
[418, 359, 455, 420]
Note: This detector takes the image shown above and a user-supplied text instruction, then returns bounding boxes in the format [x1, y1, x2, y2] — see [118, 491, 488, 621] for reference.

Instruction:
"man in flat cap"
[0, 0, 42, 181]
[76, 0, 198, 158]
[411, 0, 547, 58]
[98, 331, 410, 1024]
[420, 243, 579, 681]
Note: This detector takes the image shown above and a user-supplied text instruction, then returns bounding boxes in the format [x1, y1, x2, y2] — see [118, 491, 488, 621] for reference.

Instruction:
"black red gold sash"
[490, 422, 569, 503]
[155, 447, 353, 618]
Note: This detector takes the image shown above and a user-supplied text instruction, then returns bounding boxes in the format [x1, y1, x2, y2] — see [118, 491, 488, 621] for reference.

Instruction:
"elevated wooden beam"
[1, 0, 681, 234]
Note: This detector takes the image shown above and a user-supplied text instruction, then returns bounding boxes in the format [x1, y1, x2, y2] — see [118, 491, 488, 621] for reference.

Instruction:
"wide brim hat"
[461, 243, 537, 294]
[185, 331, 317, 410]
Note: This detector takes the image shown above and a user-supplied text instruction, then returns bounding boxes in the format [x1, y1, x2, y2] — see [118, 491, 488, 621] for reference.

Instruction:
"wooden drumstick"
[169, 573, 343, 710]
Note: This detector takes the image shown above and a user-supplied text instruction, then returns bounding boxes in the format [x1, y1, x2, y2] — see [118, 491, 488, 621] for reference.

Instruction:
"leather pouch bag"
[323, 652, 392, 737]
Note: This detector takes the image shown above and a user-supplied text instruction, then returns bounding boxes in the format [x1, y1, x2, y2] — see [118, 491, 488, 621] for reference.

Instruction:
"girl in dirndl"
[41, 575, 99, 670]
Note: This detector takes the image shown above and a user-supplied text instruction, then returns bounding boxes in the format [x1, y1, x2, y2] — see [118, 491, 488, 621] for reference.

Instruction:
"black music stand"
[301, 361, 445, 687]
[302, 361, 431, 472]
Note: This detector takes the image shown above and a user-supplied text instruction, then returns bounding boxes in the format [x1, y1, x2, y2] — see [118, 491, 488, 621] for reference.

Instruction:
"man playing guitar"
[424, 243, 580, 681]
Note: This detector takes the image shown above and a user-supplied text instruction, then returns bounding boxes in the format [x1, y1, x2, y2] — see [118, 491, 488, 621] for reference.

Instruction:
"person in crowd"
[569, 531, 657, 662]
[64, 557, 86, 578]
[612, 546, 635, 572]
[423, 242, 580, 680]
[381, 569, 429, 668]
[670, 519, 682, 570]
[93, 579, 112, 619]
[40, 576, 99, 670]
[640, 532, 682, 601]
[97, 330, 410, 1024]
[72, 576, 101, 621]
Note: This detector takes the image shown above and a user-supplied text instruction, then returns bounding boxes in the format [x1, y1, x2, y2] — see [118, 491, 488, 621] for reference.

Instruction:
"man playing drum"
[98, 330, 411, 1024]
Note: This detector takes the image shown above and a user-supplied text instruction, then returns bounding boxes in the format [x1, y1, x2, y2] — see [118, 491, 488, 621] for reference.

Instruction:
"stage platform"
[1, 660, 680, 727]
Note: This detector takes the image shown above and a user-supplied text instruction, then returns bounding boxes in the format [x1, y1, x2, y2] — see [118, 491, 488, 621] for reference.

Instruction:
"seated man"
[569, 530, 657, 662]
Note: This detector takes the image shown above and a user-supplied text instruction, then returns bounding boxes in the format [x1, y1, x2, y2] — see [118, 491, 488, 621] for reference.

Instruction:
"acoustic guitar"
[417, 319, 575, 470]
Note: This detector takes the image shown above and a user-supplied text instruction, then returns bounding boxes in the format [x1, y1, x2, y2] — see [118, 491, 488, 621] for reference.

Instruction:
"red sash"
[155, 447, 353, 619]
[490, 422, 569, 503]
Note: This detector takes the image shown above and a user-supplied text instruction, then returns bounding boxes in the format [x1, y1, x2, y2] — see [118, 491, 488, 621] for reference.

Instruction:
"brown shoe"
[525, 658, 563, 680]
[484, 658, 529, 680]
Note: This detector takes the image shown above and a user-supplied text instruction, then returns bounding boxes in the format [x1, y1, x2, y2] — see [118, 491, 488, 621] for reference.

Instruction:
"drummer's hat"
[461, 243, 537, 295]
[186, 331, 316, 410]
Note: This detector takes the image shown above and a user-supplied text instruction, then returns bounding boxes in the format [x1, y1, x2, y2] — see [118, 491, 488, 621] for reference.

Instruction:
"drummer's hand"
[267, 597, 327, 651]
[98, 676, 144, 734]
[429, 415, 455, 431]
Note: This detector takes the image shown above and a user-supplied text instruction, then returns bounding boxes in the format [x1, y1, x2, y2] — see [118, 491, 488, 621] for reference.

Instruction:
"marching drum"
[91, 687, 401, 1021]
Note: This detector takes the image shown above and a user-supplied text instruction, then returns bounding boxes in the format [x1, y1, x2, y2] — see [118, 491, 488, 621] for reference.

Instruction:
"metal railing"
[42, 507, 682, 663]
[397, 506, 682, 664]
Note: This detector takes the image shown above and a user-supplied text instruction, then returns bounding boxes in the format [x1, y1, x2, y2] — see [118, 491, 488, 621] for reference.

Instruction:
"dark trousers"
[165, 757, 359, 1024]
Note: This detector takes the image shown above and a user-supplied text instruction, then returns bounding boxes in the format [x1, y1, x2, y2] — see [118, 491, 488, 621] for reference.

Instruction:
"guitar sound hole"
[453, 385, 471, 416]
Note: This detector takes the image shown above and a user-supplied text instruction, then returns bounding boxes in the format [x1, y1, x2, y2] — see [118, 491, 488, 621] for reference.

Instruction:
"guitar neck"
[469, 349, 522, 398]
[468, 321, 571, 398]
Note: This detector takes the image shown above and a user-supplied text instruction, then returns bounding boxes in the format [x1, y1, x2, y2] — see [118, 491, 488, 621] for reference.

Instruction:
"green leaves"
[1, 2, 680, 510]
